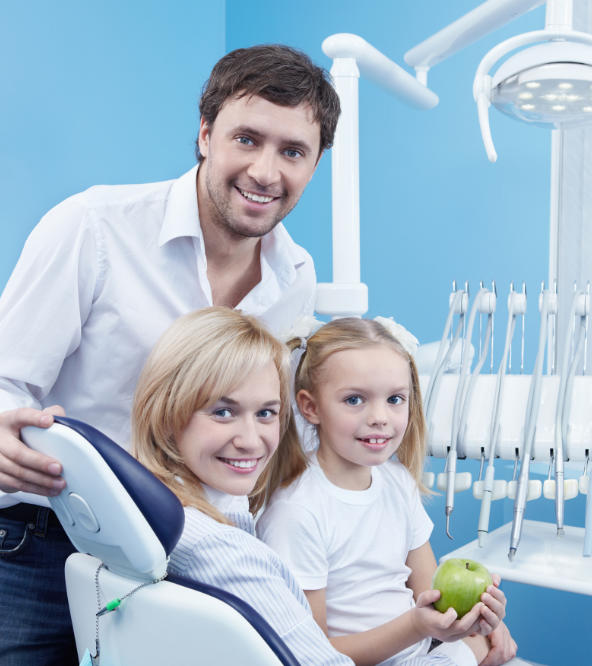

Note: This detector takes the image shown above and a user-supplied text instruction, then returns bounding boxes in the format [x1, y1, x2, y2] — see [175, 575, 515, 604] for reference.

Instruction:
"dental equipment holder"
[420, 282, 592, 593]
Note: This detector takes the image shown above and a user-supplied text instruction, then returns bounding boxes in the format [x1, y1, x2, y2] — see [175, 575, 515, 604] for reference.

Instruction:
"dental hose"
[424, 290, 464, 432]
[553, 290, 584, 537]
[509, 290, 552, 561]
[445, 288, 486, 539]
[556, 316, 586, 535]
[477, 306, 516, 547]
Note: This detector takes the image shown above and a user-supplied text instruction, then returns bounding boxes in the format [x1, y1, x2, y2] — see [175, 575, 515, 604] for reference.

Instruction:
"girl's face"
[297, 345, 410, 490]
[177, 360, 282, 496]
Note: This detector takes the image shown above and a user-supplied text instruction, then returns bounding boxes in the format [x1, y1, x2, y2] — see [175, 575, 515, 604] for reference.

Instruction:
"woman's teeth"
[221, 458, 257, 469]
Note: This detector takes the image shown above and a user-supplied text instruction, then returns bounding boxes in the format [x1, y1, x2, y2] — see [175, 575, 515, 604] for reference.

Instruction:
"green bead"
[106, 598, 121, 611]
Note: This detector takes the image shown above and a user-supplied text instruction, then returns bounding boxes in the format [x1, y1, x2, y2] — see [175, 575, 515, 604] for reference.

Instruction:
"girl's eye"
[213, 407, 232, 418]
[345, 395, 363, 406]
[388, 395, 405, 405]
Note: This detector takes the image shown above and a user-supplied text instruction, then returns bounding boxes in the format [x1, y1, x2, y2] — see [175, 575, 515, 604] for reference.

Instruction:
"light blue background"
[2, 2, 589, 663]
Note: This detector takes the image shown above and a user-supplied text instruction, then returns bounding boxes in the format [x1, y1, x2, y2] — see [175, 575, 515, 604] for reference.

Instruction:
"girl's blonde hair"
[291, 317, 428, 493]
[132, 306, 307, 523]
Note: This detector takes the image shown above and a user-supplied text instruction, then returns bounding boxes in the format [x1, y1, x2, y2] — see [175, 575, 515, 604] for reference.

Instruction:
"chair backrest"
[22, 416, 299, 666]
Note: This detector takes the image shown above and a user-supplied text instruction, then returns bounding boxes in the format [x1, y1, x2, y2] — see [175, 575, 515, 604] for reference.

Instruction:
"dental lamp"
[474, 31, 592, 161]
[405, 0, 592, 162]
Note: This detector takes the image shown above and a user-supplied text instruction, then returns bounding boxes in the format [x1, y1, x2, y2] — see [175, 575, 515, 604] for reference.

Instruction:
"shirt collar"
[158, 165, 201, 247]
[202, 484, 250, 515]
[158, 164, 309, 288]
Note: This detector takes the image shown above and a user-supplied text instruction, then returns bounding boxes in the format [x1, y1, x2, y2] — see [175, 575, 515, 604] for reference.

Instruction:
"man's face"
[197, 94, 322, 239]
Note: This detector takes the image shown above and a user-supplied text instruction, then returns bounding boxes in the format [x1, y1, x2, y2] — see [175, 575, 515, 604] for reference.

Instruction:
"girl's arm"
[304, 585, 485, 666]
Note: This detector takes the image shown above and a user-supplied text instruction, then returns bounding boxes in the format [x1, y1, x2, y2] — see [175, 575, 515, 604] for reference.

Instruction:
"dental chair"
[22, 416, 299, 666]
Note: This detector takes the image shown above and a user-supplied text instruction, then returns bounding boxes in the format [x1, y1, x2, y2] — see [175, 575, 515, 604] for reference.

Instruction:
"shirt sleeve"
[172, 529, 352, 666]
[257, 499, 329, 591]
[0, 195, 100, 412]
[408, 482, 434, 551]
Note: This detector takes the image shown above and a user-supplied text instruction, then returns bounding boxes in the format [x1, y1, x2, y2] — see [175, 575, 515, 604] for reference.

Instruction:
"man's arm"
[0, 196, 99, 496]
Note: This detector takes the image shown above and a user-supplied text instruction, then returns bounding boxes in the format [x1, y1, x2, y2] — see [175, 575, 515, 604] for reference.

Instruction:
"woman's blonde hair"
[132, 307, 307, 523]
[291, 318, 428, 493]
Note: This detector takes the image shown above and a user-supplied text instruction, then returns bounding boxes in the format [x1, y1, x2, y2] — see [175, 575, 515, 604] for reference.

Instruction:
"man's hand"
[0, 406, 66, 495]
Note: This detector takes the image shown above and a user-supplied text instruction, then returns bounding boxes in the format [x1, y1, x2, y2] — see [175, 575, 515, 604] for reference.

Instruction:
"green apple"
[432, 558, 492, 618]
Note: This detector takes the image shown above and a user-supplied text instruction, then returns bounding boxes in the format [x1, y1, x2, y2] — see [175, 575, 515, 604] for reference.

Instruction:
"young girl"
[258, 318, 517, 666]
[131, 306, 353, 666]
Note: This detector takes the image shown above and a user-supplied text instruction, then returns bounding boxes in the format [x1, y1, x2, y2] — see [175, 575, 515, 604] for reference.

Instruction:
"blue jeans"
[0, 506, 78, 665]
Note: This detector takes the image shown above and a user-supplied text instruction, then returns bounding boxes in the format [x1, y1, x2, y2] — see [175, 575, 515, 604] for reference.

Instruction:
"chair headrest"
[22, 416, 184, 579]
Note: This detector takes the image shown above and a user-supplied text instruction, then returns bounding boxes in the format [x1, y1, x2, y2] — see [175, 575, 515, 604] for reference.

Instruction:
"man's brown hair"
[196, 44, 340, 161]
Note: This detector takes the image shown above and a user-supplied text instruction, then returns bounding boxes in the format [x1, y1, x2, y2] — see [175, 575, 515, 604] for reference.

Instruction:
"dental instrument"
[509, 285, 557, 560]
[477, 284, 526, 546]
[444, 286, 490, 539]
[424, 284, 468, 456]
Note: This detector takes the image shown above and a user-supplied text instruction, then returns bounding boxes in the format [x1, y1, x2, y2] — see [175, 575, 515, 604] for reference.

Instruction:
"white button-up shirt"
[0, 166, 315, 507]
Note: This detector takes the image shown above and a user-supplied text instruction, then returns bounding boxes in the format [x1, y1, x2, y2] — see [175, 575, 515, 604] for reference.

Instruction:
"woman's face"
[176, 360, 281, 496]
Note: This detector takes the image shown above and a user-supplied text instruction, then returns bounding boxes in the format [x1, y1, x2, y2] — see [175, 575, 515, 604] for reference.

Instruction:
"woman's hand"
[479, 622, 518, 666]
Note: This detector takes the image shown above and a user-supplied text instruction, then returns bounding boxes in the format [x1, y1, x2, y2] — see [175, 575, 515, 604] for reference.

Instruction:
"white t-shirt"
[258, 455, 434, 664]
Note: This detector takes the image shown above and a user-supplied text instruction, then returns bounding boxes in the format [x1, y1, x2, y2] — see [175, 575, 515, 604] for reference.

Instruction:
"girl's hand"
[476, 574, 507, 636]
[413, 590, 484, 643]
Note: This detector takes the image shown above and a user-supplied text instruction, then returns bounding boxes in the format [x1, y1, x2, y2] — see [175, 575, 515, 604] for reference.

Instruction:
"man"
[0, 44, 340, 663]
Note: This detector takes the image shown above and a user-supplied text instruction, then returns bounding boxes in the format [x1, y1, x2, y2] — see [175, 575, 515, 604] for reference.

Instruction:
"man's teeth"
[239, 189, 274, 203]
[223, 458, 257, 469]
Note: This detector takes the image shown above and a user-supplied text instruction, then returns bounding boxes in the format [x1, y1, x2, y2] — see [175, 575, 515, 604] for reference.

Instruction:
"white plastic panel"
[441, 519, 592, 595]
[419, 374, 592, 462]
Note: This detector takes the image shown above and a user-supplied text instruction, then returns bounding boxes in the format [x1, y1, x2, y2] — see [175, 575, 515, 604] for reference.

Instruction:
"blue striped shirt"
[167, 502, 353, 665]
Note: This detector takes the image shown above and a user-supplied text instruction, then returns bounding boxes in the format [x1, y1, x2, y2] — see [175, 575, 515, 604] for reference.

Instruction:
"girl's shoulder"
[378, 458, 419, 493]
[270, 462, 324, 509]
